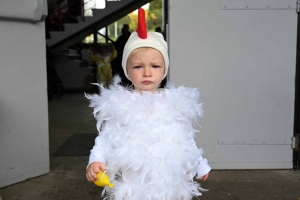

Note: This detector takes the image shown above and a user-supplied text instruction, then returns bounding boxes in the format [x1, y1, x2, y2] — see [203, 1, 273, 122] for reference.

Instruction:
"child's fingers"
[91, 170, 99, 181]
[99, 163, 106, 172]
[93, 165, 100, 174]
[86, 171, 95, 182]
[92, 164, 104, 180]
[202, 174, 209, 181]
[199, 173, 209, 181]
[86, 167, 98, 181]
[86, 162, 105, 182]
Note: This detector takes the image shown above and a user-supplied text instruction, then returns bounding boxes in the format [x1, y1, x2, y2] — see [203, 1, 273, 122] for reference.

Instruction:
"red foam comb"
[136, 8, 147, 39]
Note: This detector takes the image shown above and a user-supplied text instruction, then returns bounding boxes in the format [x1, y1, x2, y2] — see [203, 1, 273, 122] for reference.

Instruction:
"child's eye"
[152, 65, 160, 68]
[133, 66, 142, 69]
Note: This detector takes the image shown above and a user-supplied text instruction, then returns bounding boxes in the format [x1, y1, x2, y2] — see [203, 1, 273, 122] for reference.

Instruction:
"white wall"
[0, 18, 49, 186]
[0, 0, 40, 21]
[169, 0, 296, 169]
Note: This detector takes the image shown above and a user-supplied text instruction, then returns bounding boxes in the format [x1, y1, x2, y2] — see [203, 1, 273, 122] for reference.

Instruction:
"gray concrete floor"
[1, 93, 300, 200]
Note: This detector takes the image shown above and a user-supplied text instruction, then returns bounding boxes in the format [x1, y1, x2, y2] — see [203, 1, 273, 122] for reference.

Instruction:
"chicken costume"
[86, 9, 211, 200]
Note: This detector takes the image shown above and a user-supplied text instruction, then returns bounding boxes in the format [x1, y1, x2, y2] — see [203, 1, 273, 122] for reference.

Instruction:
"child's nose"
[143, 67, 151, 77]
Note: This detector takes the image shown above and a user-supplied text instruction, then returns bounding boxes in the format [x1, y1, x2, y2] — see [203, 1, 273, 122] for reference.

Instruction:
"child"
[86, 8, 211, 200]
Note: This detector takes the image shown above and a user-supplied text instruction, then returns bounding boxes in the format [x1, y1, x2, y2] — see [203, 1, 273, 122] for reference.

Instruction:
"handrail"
[98, 32, 116, 44]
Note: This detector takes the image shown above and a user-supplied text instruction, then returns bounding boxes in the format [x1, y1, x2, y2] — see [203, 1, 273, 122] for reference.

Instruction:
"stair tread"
[48, 0, 151, 52]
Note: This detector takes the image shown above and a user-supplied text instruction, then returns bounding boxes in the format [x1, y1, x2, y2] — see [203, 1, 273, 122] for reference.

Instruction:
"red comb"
[136, 8, 147, 39]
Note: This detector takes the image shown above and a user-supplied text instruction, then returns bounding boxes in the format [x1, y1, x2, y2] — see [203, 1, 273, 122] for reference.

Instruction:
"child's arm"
[88, 133, 107, 166]
[195, 155, 211, 181]
[86, 162, 106, 181]
[190, 138, 211, 181]
[86, 133, 108, 181]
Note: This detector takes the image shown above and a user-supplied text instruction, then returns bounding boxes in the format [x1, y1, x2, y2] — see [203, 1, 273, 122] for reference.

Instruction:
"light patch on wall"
[95, 0, 105, 9]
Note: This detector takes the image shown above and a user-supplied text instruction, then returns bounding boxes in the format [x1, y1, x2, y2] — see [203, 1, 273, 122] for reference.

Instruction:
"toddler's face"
[127, 48, 165, 93]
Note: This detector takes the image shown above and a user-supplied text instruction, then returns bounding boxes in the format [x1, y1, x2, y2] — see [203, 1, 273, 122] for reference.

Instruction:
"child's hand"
[86, 162, 106, 182]
[199, 173, 209, 181]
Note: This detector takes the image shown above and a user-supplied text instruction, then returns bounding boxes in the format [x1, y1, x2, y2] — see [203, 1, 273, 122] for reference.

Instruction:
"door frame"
[293, 11, 300, 170]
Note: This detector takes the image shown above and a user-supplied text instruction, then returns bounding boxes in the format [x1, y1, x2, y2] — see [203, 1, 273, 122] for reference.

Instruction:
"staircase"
[47, 0, 151, 53]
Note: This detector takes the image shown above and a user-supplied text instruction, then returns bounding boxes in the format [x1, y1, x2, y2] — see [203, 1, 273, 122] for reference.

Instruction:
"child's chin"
[137, 88, 159, 93]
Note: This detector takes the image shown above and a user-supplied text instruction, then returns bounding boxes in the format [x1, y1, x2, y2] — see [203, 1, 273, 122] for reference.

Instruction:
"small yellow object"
[94, 170, 114, 188]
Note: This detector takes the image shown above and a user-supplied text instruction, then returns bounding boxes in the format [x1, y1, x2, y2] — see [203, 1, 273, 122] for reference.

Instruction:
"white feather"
[87, 77, 211, 200]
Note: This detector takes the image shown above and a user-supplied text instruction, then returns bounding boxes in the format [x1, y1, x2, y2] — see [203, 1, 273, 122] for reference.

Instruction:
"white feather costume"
[86, 77, 211, 200]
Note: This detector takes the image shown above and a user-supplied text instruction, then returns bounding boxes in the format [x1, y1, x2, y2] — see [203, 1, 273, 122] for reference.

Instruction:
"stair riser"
[47, 0, 151, 53]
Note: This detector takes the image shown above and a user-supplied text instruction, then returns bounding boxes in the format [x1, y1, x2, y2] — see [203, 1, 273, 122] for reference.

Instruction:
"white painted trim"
[0, 0, 47, 22]
[210, 162, 293, 170]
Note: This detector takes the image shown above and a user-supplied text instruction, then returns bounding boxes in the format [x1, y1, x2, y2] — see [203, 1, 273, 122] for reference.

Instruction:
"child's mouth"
[142, 81, 152, 85]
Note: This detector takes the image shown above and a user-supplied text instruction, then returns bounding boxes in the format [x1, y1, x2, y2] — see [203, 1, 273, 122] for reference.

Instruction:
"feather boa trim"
[86, 76, 210, 200]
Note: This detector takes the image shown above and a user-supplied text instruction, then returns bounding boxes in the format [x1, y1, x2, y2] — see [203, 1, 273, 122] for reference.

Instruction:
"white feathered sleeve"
[85, 77, 123, 167]
[168, 85, 211, 178]
[196, 157, 211, 178]
[88, 133, 108, 166]
[192, 139, 211, 178]
[85, 90, 109, 167]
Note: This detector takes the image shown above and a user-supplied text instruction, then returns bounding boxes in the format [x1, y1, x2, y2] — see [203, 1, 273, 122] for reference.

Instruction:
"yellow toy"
[94, 170, 114, 188]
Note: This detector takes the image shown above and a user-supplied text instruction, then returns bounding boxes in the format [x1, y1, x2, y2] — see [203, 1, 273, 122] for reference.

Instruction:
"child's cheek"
[130, 74, 138, 83]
